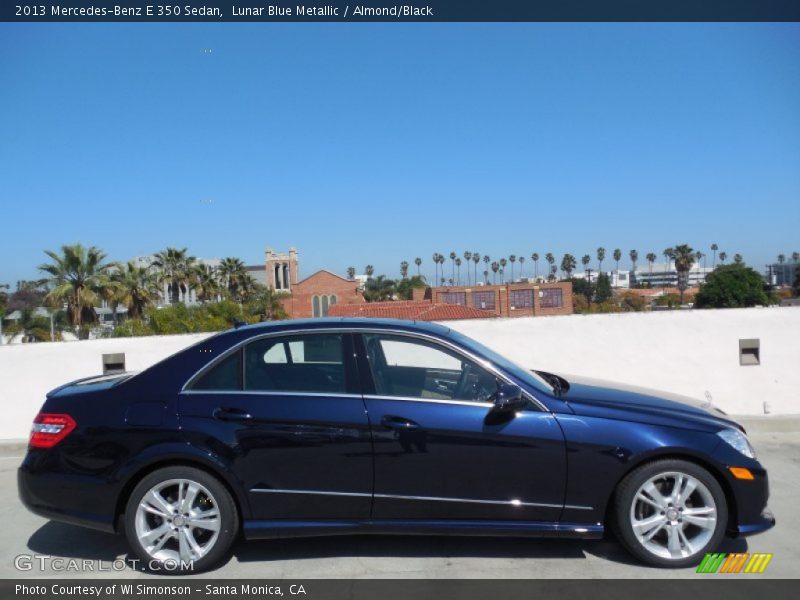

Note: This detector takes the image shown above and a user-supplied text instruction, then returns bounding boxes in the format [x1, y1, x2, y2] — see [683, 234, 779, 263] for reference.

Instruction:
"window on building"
[244, 334, 346, 393]
[190, 349, 243, 391]
[321, 295, 329, 316]
[540, 288, 563, 308]
[363, 334, 497, 403]
[510, 289, 534, 310]
[440, 292, 466, 305]
[472, 291, 495, 310]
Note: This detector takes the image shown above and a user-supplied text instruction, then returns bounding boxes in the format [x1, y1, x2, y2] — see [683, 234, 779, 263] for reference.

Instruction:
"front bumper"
[732, 507, 776, 537]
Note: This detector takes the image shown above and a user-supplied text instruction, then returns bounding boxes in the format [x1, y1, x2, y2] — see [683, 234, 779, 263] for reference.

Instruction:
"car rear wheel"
[124, 466, 238, 574]
[613, 459, 727, 568]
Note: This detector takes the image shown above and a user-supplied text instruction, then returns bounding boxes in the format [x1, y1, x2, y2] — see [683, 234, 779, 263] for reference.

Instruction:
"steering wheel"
[454, 362, 475, 401]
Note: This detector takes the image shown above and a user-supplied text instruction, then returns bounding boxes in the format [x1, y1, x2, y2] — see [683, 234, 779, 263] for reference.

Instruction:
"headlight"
[717, 428, 756, 459]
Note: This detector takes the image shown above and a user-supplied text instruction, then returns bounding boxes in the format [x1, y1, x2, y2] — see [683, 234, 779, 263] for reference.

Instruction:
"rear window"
[190, 349, 242, 391]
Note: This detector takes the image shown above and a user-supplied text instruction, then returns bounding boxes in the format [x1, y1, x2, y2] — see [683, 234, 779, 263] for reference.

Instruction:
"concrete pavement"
[1, 427, 797, 579]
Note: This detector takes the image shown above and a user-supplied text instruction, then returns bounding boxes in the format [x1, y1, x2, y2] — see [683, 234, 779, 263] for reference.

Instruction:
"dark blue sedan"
[18, 318, 774, 572]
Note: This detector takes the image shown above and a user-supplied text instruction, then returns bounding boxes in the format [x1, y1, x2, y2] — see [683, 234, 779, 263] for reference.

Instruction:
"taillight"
[30, 413, 76, 448]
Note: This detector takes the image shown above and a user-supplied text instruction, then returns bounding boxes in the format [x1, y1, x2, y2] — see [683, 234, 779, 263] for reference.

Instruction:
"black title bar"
[3, 1, 800, 22]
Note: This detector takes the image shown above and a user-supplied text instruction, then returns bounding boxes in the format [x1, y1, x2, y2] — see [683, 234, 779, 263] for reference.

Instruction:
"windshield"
[446, 329, 555, 396]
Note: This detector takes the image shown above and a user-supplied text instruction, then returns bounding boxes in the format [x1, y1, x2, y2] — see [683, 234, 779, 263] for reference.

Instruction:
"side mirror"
[492, 382, 528, 413]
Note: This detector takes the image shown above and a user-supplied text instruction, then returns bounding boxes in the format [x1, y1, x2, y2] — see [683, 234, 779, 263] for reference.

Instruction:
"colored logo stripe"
[697, 552, 772, 574]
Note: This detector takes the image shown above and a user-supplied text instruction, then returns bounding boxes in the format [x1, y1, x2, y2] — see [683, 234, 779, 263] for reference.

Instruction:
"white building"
[632, 263, 713, 288]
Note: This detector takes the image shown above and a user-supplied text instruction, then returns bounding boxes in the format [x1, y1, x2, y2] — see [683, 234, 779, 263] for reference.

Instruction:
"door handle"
[380, 415, 420, 431]
[213, 407, 253, 422]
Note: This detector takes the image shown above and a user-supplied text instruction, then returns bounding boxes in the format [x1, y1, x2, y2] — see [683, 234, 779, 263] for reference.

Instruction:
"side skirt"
[243, 520, 604, 540]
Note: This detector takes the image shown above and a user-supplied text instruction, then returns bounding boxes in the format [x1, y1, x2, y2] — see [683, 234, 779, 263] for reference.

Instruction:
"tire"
[124, 466, 239, 574]
[612, 458, 728, 568]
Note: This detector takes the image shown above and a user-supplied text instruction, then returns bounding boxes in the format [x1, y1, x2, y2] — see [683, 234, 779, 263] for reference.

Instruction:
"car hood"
[556, 374, 742, 432]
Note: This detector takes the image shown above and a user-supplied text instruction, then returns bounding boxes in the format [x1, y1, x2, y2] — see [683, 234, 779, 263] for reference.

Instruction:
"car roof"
[232, 317, 453, 337]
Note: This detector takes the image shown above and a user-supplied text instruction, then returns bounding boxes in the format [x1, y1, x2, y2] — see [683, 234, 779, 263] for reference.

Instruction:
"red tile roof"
[327, 300, 495, 321]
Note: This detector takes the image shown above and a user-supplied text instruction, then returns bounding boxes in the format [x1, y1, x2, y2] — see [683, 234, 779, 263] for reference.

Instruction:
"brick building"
[327, 299, 494, 322]
[430, 281, 573, 317]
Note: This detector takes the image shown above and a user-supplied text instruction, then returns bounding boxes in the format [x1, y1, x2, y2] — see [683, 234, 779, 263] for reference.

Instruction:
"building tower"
[265, 247, 299, 292]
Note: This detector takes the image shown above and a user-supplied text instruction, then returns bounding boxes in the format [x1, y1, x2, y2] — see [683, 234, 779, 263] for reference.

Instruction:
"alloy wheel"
[629, 471, 717, 560]
[134, 478, 221, 564]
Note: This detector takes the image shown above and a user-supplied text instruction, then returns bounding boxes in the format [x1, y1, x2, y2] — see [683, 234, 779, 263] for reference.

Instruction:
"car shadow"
[26, 522, 750, 573]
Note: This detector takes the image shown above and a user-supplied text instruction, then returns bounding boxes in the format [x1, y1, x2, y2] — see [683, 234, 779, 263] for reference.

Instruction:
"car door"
[357, 331, 567, 522]
[179, 331, 373, 520]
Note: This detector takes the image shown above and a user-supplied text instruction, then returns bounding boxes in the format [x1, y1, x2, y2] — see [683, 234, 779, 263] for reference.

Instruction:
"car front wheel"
[613, 458, 728, 568]
[124, 466, 239, 574]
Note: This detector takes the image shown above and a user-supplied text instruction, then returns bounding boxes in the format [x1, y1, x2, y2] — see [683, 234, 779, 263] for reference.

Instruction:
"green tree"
[711, 243, 718, 268]
[646, 252, 657, 280]
[39, 244, 118, 335]
[596, 247, 606, 272]
[594, 273, 612, 303]
[400, 261, 409, 280]
[672, 244, 695, 304]
[629, 249, 638, 272]
[560, 254, 577, 278]
[112, 261, 161, 319]
[613, 248, 622, 271]
[518, 256, 526, 279]
[463, 252, 472, 285]
[455, 257, 462, 285]
[347, 266, 356, 280]
[719, 252, 727, 264]
[449, 251, 457, 284]
[396, 275, 427, 300]
[217, 257, 250, 302]
[152, 247, 196, 305]
[414, 257, 422, 278]
[531, 253, 540, 279]
[581, 254, 590, 270]
[364, 275, 396, 302]
[365, 264, 375, 279]
[694, 263, 774, 308]
[734, 253, 743, 264]
[192, 264, 222, 305]
[509, 255, 517, 281]
[472, 251, 480, 285]
[245, 282, 289, 321]
[491, 261, 500, 284]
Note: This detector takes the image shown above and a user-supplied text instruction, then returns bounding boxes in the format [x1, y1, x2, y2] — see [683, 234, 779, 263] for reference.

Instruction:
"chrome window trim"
[364, 394, 494, 408]
[181, 389, 363, 400]
[181, 326, 548, 412]
[249, 487, 592, 511]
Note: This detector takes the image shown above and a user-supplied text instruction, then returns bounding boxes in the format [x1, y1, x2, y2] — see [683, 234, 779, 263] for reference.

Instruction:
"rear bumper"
[18, 465, 117, 534]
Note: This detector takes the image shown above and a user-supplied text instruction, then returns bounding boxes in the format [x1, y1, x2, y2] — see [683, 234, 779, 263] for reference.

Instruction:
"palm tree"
[490, 261, 499, 284]
[646, 252, 657, 285]
[581, 254, 590, 271]
[711, 243, 719, 268]
[597, 247, 606, 272]
[532, 253, 539, 279]
[192, 264, 221, 305]
[545, 253, 555, 277]
[217, 257, 250, 302]
[347, 266, 356, 280]
[400, 261, 409, 280]
[455, 258, 462, 285]
[629, 250, 639, 285]
[792, 252, 800, 264]
[508, 255, 517, 281]
[414, 257, 422, 278]
[549, 264, 558, 282]
[483, 269, 489, 284]
[463, 252, 472, 285]
[561, 254, 577, 279]
[734, 254, 743, 264]
[38, 244, 117, 334]
[499, 258, 507, 283]
[663, 248, 675, 290]
[483, 255, 490, 282]
[438, 254, 446, 285]
[719, 252, 727, 264]
[778, 254, 786, 266]
[518, 256, 526, 279]
[365, 265, 375, 279]
[431, 253, 440, 286]
[449, 252, 457, 284]
[364, 275, 397, 302]
[152, 247, 196, 304]
[613, 248, 622, 272]
[672, 244, 695, 304]
[472, 251, 480, 285]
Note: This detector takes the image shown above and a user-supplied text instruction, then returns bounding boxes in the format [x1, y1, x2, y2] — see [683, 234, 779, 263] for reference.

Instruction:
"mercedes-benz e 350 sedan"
[19, 319, 774, 572]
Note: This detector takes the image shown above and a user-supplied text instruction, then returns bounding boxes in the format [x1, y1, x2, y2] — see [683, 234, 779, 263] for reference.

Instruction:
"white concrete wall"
[449, 307, 800, 417]
[0, 333, 213, 440]
[0, 308, 798, 440]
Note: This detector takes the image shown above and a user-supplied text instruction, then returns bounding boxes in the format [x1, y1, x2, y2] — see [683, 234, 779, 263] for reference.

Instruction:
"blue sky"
[1, 23, 798, 284]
